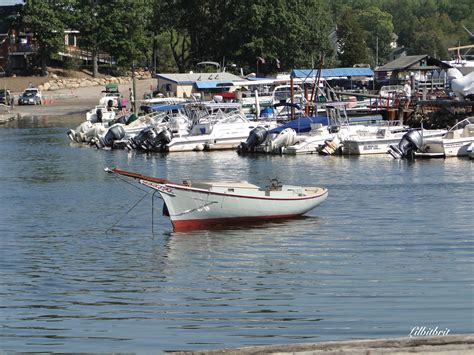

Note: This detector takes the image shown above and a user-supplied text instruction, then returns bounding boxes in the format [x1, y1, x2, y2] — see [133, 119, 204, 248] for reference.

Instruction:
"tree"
[104, 0, 153, 68]
[72, 0, 114, 77]
[357, 6, 394, 65]
[20, 0, 67, 76]
[336, 9, 369, 66]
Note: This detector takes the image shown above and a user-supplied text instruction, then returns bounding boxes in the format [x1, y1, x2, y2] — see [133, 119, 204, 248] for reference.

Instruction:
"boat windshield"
[451, 117, 474, 131]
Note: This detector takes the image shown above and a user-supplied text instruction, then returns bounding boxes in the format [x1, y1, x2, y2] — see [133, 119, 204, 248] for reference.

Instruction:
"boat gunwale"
[162, 182, 328, 201]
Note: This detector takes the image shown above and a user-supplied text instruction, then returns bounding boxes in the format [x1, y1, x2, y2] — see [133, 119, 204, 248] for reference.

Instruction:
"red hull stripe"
[166, 183, 328, 201]
[172, 214, 303, 231]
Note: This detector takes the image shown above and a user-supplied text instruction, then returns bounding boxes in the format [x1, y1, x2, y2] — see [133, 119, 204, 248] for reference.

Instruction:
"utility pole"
[132, 61, 137, 113]
[376, 36, 379, 67]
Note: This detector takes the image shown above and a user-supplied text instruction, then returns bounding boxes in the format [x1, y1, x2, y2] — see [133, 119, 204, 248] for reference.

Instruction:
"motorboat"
[165, 111, 275, 152]
[419, 117, 474, 157]
[105, 168, 328, 231]
[86, 105, 116, 123]
[342, 124, 446, 155]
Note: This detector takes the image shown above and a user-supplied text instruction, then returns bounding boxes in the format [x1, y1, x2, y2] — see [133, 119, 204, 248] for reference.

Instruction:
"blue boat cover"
[147, 103, 184, 112]
[269, 116, 329, 134]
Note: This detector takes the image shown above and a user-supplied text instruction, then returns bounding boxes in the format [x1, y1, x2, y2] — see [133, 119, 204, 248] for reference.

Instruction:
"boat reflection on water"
[168, 215, 323, 235]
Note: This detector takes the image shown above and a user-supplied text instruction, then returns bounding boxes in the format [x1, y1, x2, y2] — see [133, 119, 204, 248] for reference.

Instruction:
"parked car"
[18, 88, 42, 105]
[0, 89, 11, 105]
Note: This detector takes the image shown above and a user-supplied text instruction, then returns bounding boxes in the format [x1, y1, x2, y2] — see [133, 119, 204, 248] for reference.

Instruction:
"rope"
[105, 192, 151, 234]
[110, 173, 150, 194]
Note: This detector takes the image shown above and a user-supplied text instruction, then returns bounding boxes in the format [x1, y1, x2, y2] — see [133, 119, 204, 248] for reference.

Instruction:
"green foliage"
[12, 0, 474, 74]
[356, 6, 394, 65]
[336, 9, 370, 67]
[20, 0, 67, 75]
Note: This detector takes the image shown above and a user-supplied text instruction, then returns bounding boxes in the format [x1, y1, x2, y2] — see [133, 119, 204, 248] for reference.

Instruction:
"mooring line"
[111, 174, 150, 194]
[105, 192, 151, 234]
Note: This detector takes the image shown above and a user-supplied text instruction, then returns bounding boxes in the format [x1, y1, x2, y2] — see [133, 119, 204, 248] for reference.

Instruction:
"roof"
[156, 72, 242, 85]
[291, 67, 374, 78]
[376, 55, 452, 71]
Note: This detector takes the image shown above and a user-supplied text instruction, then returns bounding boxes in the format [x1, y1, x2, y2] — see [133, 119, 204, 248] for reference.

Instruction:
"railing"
[9, 43, 39, 54]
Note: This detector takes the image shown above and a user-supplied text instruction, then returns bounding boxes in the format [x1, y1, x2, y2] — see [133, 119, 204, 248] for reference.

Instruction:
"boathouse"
[156, 72, 242, 98]
[375, 55, 452, 89]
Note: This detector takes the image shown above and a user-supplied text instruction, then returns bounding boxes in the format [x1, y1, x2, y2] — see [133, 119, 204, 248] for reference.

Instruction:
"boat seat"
[462, 124, 474, 137]
[446, 130, 461, 139]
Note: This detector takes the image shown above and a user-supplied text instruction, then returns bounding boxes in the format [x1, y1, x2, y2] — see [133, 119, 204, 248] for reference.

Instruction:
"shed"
[156, 72, 242, 98]
[375, 55, 452, 87]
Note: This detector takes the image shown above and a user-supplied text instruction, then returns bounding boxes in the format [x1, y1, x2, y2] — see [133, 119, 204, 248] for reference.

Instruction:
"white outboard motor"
[238, 126, 268, 153]
[96, 124, 126, 149]
[389, 130, 424, 159]
[267, 128, 297, 151]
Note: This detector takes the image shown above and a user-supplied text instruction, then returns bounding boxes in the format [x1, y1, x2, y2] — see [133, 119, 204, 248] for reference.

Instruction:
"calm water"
[0, 115, 473, 352]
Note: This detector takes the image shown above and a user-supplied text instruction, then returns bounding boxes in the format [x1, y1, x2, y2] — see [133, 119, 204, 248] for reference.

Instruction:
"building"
[375, 55, 452, 89]
[156, 72, 243, 98]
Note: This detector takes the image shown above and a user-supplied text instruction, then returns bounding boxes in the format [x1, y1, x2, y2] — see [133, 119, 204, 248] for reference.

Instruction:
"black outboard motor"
[129, 127, 156, 151]
[129, 128, 172, 152]
[389, 130, 424, 159]
[95, 124, 126, 149]
[96, 108, 103, 123]
[238, 126, 268, 153]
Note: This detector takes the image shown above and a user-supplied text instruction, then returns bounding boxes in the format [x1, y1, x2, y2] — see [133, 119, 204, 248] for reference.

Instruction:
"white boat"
[342, 124, 447, 155]
[86, 105, 116, 123]
[420, 117, 474, 157]
[106, 168, 328, 231]
[165, 112, 275, 152]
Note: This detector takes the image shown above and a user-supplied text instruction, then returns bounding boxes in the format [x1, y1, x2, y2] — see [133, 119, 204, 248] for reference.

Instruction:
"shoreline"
[1, 77, 156, 119]
[174, 334, 474, 354]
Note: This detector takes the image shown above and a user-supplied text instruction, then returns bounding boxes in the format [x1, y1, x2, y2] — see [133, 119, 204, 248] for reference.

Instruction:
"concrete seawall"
[173, 334, 474, 355]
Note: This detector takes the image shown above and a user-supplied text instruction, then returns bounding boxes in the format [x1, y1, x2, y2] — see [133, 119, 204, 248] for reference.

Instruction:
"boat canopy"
[269, 116, 329, 134]
[147, 103, 184, 112]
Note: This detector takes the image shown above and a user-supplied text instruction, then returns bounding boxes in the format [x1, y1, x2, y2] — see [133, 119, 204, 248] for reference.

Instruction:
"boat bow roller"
[105, 168, 328, 231]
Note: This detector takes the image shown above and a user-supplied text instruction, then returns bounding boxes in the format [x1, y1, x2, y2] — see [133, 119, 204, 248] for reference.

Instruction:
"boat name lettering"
[140, 180, 175, 195]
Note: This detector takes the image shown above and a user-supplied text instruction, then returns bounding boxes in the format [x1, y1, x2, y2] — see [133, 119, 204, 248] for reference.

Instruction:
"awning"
[292, 67, 374, 79]
[195, 80, 232, 89]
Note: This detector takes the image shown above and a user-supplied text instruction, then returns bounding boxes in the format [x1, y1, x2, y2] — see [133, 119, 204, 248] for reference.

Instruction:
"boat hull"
[143, 181, 328, 231]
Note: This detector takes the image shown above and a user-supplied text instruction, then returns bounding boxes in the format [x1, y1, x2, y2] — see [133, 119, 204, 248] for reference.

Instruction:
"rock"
[42, 82, 51, 91]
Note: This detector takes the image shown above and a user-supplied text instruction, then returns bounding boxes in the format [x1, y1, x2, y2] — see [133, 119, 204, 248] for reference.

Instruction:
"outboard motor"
[96, 108, 103, 123]
[238, 126, 268, 153]
[129, 127, 156, 151]
[96, 124, 126, 149]
[389, 130, 424, 159]
[129, 127, 172, 152]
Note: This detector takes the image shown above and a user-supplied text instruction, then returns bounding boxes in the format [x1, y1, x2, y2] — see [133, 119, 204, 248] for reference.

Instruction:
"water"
[0, 115, 473, 352]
